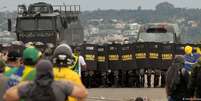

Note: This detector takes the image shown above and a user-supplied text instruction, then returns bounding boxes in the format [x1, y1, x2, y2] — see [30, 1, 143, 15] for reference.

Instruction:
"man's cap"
[53, 44, 73, 58]
[23, 47, 40, 63]
[36, 59, 53, 75]
[35, 59, 54, 86]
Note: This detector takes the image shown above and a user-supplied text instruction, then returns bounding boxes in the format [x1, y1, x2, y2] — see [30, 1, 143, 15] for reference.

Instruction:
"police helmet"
[184, 45, 193, 54]
[47, 43, 54, 48]
[35, 42, 44, 46]
[11, 41, 24, 46]
[196, 47, 201, 54]
[25, 42, 34, 48]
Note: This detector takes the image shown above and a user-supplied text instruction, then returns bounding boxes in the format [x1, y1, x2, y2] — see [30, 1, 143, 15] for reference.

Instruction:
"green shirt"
[4, 67, 18, 77]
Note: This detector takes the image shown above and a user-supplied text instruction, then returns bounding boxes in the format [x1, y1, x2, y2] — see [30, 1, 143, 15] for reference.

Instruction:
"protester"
[74, 47, 87, 76]
[21, 46, 41, 80]
[135, 97, 144, 101]
[3, 59, 88, 101]
[0, 59, 7, 101]
[53, 44, 85, 101]
[184, 45, 200, 72]
[4, 50, 23, 87]
[188, 57, 201, 99]
[166, 56, 189, 101]
[23, 43, 85, 101]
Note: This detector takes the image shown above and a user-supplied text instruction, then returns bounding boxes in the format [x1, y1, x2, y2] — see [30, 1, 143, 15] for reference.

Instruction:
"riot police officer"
[154, 69, 161, 87]
[139, 68, 145, 88]
[146, 68, 152, 88]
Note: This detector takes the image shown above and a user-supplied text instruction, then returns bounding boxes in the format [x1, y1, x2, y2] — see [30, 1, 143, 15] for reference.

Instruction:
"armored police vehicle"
[134, 23, 182, 70]
[137, 23, 181, 43]
[15, 2, 83, 45]
[131, 23, 182, 87]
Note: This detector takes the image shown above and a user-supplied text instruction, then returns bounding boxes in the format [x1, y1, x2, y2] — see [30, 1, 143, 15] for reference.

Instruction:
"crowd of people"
[0, 41, 88, 101]
[166, 45, 201, 101]
[1, 40, 201, 101]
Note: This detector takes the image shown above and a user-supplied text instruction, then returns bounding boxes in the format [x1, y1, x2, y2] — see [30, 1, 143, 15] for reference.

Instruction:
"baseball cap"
[35, 59, 54, 86]
[36, 59, 53, 75]
[23, 47, 40, 63]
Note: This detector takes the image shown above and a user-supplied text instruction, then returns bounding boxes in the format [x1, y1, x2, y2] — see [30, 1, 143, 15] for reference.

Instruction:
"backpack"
[23, 81, 56, 101]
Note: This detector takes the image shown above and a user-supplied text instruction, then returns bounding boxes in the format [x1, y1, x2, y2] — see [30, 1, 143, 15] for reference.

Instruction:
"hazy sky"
[1, 0, 201, 11]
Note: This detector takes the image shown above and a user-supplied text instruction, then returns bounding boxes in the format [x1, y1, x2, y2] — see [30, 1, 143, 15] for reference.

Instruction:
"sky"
[0, 0, 201, 11]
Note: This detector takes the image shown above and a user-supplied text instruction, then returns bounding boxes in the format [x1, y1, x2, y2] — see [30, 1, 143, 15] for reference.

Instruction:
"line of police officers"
[80, 43, 175, 88]
[2, 41, 198, 88]
[81, 68, 166, 88]
[80, 43, 201, 88]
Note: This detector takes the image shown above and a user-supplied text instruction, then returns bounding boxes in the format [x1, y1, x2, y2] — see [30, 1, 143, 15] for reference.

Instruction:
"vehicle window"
[138, 32, 174, 43]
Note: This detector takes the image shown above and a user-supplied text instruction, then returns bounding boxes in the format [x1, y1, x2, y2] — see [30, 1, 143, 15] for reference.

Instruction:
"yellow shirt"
[53, 67, 82, 101]
[5, 66, 10, 72]
[21, 65, 34, 81]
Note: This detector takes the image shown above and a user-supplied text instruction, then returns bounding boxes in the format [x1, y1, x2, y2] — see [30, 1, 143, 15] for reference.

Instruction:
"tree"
[137, 6, 142, 11]
[156, 2, 175, 11]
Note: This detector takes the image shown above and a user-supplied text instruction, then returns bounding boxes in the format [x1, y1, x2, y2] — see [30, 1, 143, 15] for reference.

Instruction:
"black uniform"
[166, 56, 189, 101]
[146, 69, 152, 88]
[189, 60, 201, 98]
[154, 69, 160, 87]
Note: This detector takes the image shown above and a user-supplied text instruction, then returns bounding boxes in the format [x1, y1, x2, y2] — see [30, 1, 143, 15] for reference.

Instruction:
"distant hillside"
[80, 8, 201, 24]
[80, 5, 201, 43]
[0, 2, 201, 43]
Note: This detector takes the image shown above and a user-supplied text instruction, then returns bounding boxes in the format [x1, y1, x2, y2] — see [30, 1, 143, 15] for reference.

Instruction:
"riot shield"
[134, 42, 148, 69]
[82, 44, 97, 71]
[121, 43, 137, 70]
[160, 43, 174, 70]
[108, 44, 122, 70]
[147, 42, 161, 69]
[97, 45, 108, 71]
[174, 44, 185, 56]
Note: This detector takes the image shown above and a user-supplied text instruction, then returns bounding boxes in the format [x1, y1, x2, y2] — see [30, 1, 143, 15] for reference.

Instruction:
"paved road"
[87, 88, 167, 101]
